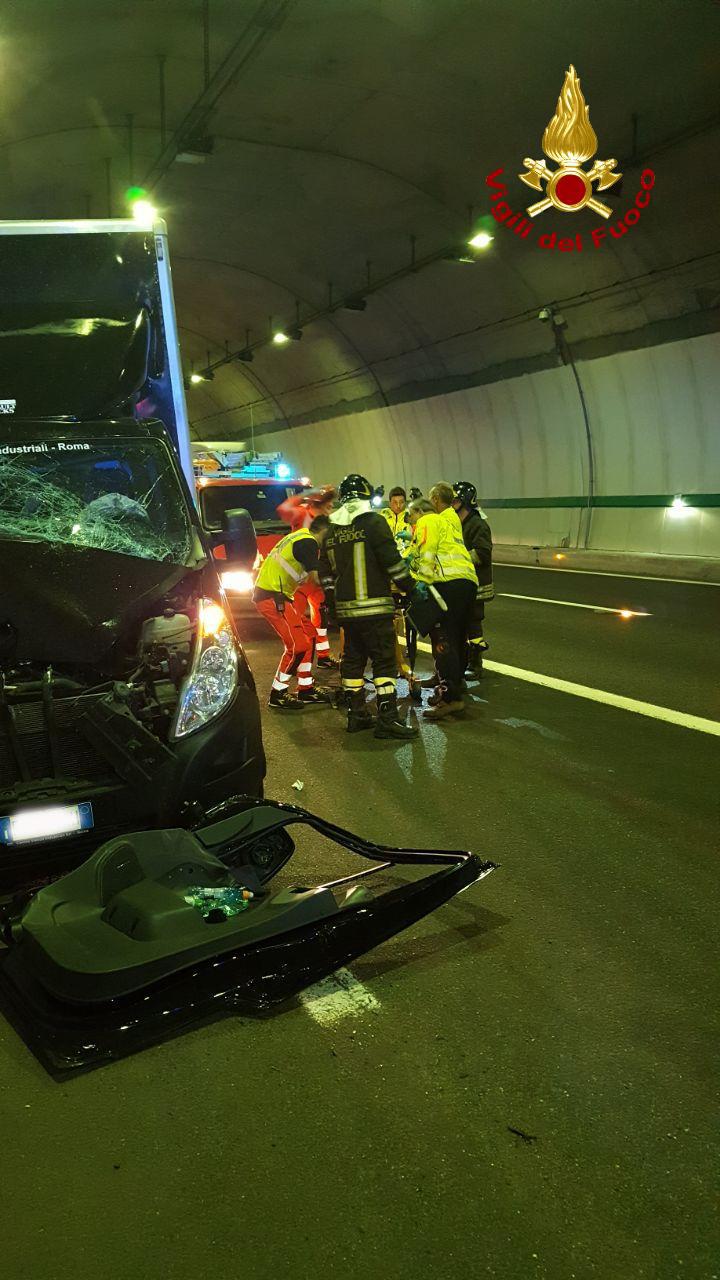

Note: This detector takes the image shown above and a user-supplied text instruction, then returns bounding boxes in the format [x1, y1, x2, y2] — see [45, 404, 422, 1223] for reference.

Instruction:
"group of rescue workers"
[252, 475, 494, 740]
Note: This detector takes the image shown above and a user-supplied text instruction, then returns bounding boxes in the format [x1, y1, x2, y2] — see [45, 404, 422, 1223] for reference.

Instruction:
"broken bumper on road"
[0, 799, 495, 1077]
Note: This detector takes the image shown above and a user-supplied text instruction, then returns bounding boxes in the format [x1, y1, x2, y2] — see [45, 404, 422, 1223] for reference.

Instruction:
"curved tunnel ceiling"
[1, 0, 718, 440]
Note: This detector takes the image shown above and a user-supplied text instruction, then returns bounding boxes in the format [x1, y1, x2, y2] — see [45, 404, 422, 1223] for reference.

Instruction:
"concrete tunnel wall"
[251, 331, 720, 562]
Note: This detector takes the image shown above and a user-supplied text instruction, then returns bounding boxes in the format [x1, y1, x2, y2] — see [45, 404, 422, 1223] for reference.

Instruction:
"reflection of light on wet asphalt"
[300, 968, 380, 1025]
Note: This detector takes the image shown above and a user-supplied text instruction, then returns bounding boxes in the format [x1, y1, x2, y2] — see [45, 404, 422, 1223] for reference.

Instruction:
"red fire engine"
[194, 450, 311, 600]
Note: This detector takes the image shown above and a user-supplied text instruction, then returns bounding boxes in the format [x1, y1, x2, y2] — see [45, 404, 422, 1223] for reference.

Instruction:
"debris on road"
[507, 1126, 538, 1144]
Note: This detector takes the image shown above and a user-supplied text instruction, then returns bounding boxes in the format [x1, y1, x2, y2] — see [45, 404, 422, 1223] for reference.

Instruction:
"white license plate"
[0, 803, 94, 846]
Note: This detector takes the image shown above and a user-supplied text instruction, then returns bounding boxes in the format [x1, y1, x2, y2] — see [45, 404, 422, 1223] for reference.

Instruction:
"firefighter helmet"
[338, 474, 374, 503]
[453, 480, 478, 509]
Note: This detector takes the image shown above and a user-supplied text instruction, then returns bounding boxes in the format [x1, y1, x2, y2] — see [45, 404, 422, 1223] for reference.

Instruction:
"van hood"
[0, 540, 195, 671]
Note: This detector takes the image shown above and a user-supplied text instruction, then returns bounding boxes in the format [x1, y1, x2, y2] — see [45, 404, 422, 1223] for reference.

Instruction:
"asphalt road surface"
[1, 566, 718, 1280]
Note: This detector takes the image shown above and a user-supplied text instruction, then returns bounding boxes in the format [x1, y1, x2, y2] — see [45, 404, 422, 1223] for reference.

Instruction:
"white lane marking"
[498, 591, 650, 616]
[300, 967, 380, 1025]
[497, 563, 720, 588]
[410, 641, 720, 737]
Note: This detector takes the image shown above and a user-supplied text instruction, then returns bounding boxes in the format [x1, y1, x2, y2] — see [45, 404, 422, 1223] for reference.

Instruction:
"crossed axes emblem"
[519, 156, 622, 218]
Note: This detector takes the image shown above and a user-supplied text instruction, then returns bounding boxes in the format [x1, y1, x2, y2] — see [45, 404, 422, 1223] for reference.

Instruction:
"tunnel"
[0, 4, 718, 1279]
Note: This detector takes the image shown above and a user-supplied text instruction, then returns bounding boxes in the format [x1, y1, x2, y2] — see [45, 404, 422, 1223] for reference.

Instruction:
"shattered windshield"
[0, 438, 192, 563]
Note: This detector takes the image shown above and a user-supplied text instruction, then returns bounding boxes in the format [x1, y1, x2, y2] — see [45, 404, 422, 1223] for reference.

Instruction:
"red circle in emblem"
[554, 173, 587, 207]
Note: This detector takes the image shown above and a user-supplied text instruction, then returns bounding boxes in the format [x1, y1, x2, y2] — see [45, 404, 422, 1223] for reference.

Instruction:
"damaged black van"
[0, 420, 265, 889]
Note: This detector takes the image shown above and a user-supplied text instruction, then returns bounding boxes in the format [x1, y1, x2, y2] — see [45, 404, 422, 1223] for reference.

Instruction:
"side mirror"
[220, 507, 257, 569]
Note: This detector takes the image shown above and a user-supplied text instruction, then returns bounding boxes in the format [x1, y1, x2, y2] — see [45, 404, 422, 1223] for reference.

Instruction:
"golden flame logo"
[542, 65, 597, 165]
[520, 66, 621, 218]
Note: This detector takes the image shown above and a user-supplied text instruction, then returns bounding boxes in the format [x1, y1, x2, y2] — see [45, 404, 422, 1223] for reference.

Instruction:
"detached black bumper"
[0, 800, 495, 1078]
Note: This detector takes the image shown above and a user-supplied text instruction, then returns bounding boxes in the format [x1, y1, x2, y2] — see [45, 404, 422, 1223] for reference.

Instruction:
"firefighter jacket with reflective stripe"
[255, 529, 315, 599]
[461, 508, 495, 600]
[411, 508, 478, 587]
[320, 506, 413, 619]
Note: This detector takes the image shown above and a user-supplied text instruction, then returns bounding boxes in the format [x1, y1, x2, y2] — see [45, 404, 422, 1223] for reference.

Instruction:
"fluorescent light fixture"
[668, 494, 694, 519]
[468, 231, 493, 249]
[273, 331, 290, 346]
[190, 372, 204, 384]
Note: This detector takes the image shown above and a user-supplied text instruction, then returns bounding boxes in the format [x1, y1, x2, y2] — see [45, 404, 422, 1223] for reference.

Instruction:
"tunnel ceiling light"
[189, 372, 205, 384]
[190, 369, 214, 384]
[342, 297, 367, 311]
[175, 135, 214, 164]
[273, 326, 302, 345]
[443, 246, 477, 264]
[468, 231, 493, 250]
[237, 348, 254, 362]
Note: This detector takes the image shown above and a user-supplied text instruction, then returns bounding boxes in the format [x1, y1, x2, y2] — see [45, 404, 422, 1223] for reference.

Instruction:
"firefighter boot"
[347, 690, 374, 734]
[374, 691, 419, 740]
[465, 638, 488, 679]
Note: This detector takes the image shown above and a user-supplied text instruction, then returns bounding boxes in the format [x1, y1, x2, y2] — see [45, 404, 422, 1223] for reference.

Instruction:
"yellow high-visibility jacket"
[411, 508, 478, 586]
[381, 507, 409, 538]
[255, 529, 316, 599]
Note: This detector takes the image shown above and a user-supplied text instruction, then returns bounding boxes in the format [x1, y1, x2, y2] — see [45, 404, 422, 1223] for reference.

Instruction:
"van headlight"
[220, 569, 255, 594]
[172, 599, 238, 739]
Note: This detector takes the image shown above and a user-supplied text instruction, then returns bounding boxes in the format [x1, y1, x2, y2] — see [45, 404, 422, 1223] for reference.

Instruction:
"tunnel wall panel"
[251, 331, 720, 558]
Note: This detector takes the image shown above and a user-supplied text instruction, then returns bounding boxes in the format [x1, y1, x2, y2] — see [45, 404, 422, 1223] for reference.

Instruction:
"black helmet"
[338, 474, 374, 503]
[453, 480, 477, 509]
[409, 486, 423, 501]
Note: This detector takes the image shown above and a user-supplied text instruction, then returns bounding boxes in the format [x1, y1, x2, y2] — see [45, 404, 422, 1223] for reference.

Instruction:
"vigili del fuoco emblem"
[519, 65, 621, 218]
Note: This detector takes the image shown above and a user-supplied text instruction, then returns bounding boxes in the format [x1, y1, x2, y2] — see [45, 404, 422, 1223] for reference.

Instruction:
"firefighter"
[411, 483, 478, 720]
[253, 515, 332, 711]
[276, 485, 339, 668]
[320, 474, 418, 740]
[452, 481, 494, 676]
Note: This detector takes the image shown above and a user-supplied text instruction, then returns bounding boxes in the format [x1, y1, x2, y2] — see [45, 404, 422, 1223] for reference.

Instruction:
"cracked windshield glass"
[0, 439, 192, 563]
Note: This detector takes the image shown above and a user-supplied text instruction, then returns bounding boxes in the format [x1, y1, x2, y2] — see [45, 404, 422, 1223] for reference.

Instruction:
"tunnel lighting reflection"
[619, 610, 633, 619]
[553, 552, 566, 560]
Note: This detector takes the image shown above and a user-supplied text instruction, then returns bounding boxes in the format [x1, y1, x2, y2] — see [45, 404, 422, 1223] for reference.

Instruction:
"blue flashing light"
[276, 463, 291, 479]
